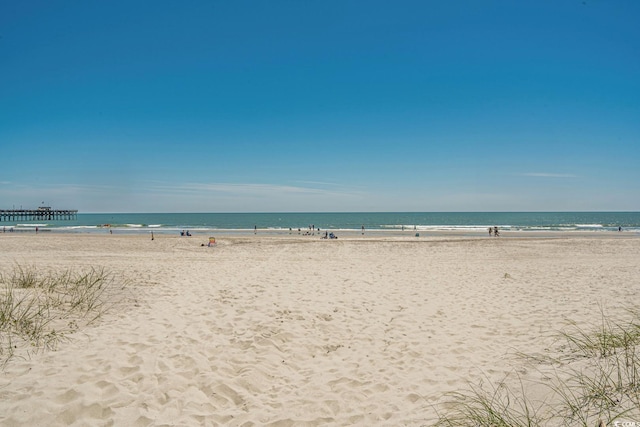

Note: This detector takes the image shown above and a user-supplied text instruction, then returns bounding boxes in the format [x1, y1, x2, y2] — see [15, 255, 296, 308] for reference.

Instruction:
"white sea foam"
[382, 224, 511, 232]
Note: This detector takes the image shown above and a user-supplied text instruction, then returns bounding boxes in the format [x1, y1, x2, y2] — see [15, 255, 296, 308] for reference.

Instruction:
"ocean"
[3, 212, 640, 235]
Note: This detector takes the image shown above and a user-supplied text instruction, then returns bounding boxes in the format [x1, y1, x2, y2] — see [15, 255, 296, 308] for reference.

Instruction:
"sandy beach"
[1, 232, 639, 426]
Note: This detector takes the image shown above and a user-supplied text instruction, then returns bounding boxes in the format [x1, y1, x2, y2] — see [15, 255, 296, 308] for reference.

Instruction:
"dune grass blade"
[434, 377, 544, 427]
[433, 308, 640, 427]
[0, 265, 128, 368]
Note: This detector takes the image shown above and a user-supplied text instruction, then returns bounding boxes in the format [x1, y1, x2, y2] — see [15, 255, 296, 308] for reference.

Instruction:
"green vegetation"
[0, 265, 128, 368]
[434, 308, 640, 427]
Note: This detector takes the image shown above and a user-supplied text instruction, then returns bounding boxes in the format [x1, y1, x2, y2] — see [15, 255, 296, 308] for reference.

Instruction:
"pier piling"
[0, 208, 78, 222]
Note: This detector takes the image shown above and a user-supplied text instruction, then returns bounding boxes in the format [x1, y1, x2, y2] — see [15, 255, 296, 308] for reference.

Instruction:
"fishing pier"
[0, 207, 78, 222]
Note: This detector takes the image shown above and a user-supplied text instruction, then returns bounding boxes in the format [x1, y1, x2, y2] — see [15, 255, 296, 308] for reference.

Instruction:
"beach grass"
[433, 375, 544, 427]
[434, 308, 640, 427]
[551, 309, 640, 426]
[0, 264, 128, 368]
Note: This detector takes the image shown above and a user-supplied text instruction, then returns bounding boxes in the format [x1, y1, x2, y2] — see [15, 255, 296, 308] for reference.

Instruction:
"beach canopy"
[208, 237, 216, 247]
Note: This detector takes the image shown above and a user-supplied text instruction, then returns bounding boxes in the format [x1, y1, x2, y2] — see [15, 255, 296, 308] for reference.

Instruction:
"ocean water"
[3, 212, 640, 235]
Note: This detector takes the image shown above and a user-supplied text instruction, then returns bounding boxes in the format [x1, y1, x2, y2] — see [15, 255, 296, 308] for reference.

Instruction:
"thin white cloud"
[146, 182, 364, 198]
[293, 180, 346, 187]
[521, 173, 578, 178]
[120, 181, 369, 212]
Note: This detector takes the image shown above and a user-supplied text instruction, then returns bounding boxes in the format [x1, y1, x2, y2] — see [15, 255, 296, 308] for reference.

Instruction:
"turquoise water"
[3, 212, 640, 234]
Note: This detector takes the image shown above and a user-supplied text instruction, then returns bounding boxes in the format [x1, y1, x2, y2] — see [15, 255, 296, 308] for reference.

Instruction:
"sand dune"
[1, 233, 639, 426]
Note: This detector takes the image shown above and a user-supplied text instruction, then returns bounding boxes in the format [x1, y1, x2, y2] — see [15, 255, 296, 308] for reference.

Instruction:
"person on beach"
[151, 231, 154, 240]
[361, 225, 365, 235]
[493, 226, 499, 237]
[488, 227, 493, 237]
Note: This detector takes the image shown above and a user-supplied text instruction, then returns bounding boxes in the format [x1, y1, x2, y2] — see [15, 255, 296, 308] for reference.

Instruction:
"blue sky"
[1, 1, 639, 212]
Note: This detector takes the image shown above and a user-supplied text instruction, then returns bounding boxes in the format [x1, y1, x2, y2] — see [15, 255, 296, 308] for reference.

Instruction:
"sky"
[1, 0, 639, 213]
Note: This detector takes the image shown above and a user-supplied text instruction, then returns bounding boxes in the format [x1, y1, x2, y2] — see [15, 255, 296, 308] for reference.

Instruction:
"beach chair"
[208, 237, 216, 247]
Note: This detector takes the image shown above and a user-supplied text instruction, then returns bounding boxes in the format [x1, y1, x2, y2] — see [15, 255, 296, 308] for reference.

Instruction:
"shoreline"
[3, 211, 639, 237]
[2, 224, 640, 238]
